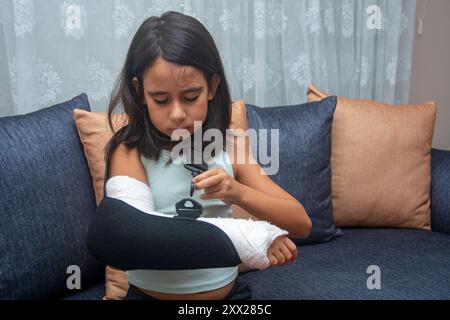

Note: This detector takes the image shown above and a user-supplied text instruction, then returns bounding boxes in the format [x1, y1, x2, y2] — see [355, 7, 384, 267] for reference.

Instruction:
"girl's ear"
[207, 74, 221, 101]
[132, 77, 146, 105]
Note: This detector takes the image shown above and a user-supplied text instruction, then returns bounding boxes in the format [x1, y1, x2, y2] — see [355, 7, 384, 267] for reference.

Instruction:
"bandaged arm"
[105, 175, 288, 270]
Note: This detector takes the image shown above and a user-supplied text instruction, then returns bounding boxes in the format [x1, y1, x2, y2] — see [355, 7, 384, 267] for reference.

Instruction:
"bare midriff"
[136, 279, 236, 300]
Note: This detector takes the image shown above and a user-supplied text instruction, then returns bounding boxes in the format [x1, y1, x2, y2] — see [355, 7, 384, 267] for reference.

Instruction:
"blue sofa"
[1, 94, 450, 300]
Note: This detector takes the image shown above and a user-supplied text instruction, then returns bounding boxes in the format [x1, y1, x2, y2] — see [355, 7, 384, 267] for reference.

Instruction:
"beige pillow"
[307, 84, 436, 230]
[73, 100, 253, 300]
[73, 110, 128, 206]
[73, 109, 129, 300]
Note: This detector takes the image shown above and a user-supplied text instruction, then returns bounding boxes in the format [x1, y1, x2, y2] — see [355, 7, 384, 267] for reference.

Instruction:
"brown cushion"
[73, 109, 128, 206]
[73, 109, 129, 300]
[307, 84, 436, 230]
[73, 100, 253, 300]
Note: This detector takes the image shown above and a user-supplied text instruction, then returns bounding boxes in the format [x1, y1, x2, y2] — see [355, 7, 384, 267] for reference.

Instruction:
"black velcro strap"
[87, 197, 241, 270]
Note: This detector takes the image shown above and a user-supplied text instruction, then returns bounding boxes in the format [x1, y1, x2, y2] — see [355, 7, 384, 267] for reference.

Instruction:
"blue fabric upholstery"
[239, 228, 450, 299]
[431, 149, 450, 236]
[3, 92, 450, 300]
[245, 96, 342, 244]
[62, 281, 105, 300]
[0, 94, 103, 299]
[66, 228, 450, 300]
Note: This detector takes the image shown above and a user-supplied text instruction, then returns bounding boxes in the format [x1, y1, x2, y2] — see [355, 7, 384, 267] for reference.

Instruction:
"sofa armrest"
[431, 148, 450, 235]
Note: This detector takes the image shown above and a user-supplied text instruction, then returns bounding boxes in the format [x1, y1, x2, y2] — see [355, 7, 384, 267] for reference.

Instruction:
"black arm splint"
[87, 196, 242, 270]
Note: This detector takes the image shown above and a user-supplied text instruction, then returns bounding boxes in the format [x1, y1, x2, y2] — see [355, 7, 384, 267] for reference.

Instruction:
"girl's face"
[134, 57, 220, 139]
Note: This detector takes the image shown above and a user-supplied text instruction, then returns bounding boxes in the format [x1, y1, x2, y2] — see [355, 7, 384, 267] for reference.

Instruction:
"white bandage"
[105, 175, 288, 270]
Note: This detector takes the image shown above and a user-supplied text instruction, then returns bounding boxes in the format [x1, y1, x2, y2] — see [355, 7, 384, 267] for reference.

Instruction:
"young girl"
[104, 11, 312, 300]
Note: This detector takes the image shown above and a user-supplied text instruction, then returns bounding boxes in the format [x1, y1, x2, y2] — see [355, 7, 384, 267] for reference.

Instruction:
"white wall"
[410, 0, 450, 150]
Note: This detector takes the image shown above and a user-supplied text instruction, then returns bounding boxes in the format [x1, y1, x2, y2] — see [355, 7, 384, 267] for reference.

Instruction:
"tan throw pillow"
[73, 109, 129, 300]
[73, 109, 128, 206]
[73, 100, 254, 300]
[307, 84, 436, 230]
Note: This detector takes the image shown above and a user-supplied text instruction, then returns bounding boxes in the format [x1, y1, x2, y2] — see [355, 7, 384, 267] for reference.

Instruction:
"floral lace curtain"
[0, 0, 416, 116]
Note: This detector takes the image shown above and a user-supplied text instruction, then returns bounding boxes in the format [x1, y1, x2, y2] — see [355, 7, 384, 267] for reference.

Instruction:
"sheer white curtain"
[0, 0, 416, 116]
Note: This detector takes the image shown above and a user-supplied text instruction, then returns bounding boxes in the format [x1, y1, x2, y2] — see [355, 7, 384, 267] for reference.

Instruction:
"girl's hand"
[192, 168, 243, 205]
[267, 236, 297, 267]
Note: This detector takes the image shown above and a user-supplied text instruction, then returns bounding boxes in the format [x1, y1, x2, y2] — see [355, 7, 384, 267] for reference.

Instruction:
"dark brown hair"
[104, 11, 232, 166]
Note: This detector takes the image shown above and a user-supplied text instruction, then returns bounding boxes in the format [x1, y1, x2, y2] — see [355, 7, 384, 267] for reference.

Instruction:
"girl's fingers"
[204, 185, 222, 195]
[283, 237, 296, 251]
[283, 238, 297, 262]
[279, 244, 293, 262]
[194, 174, 222, 190]
[272, 249, 286, 265]
[269, 254, 278, 266]
[192, 168, 221, 182]
[292, 247, 298, 262]
[201, 191, 220, 200]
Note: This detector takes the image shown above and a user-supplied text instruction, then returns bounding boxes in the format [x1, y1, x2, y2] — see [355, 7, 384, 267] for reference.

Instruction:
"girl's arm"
[194, 136, 312, 239]
[105, 175, 293, 270]
[109, 143, 149, 185]
[234, 135, 312, 239]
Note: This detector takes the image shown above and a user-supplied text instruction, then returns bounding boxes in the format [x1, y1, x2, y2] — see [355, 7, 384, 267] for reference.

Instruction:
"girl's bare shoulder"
[109, 143, 149, 186]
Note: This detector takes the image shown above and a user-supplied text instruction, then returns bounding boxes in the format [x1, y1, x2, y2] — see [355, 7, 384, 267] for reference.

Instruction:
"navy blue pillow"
[0, 94, 103, 299]
[430, 149, 450, 235]
[245, 96, 342, 244]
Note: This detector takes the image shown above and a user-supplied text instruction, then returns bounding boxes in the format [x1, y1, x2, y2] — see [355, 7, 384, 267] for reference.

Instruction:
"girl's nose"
[169, 101, 187, 123]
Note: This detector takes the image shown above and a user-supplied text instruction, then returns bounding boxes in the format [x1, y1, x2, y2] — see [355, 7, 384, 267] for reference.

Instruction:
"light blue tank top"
[127, 148, 238, 294]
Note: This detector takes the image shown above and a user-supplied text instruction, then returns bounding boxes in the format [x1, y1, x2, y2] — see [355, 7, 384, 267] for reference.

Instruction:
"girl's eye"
[154, 98, 169, 105]
[185, 96, 199, 102]
[153, 96, 199, 105]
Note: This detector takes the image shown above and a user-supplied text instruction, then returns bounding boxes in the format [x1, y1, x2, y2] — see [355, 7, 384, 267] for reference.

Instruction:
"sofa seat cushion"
[62, 281, 105, 300]
[240, 228, 450, 299]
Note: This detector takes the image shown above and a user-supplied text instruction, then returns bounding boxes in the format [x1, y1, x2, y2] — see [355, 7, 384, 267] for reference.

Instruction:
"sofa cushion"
[307, 84, 436, 230]
[0, 94, 103, 299]
[431, 149, 450, 235]
[245, 96, 342, 244]
[62, 281, 105, 300]
[240, 228, 450, 299]
[72, 108, 128, 206]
